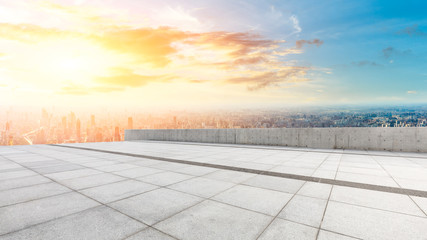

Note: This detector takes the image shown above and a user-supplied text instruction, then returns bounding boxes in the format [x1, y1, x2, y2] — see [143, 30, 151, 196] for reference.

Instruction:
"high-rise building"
[114, 126, 120, 141]
[76, 119, 81, 141]
[62, 117, 67, 132]
[91, 115, 95, 128]
[95, 128, 103, 142]
[69, 112, 76, 132]
[128, 117, 133, 129]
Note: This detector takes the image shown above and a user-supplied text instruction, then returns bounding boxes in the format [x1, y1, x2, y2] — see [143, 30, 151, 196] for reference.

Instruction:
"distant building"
[61, 116, 67, 134]
[114, 126, 120, 141]
[128, 117, 133, 129]
[91, 115, 95, 128]
[76, 119, 81, 141]
[41, 108, 49, 127]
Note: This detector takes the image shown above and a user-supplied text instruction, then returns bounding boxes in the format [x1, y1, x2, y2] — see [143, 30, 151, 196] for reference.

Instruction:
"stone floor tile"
[297, 182, 332, 200]
[411, 196, 427, 215]
[0, 192, 99, 235]
[59, 173, 125, 190]
[317, 230, 359, 240]
[155, 200, 272, 240]
[33, 164, 84, 174]
[321, 201, 427, 240]
[0, 206, 145, 240]
[45, 169, 102, 181]
[80, 179, 157, 203]
[125, 227, 176, 240]
[173, 165, 218, 176]
[213, 185, 293, 216]
[0, 175, 51, 191]
[167, 177, 235, 198]
[258, 218, 318, 240]
[0, 182, 70, 207]
[95, 163, 138, 172]
[137, 172, 193, 186]
[149, 162, 189, 171]
[109, 188, 202, 225]
[204, 170, 256, 183]
[242, 175, 305, 194]
[278, 195, 327, 227]
[330, 186, 425, 216]
[113, 166, 164, 178]
[335, 172, 399, 187]
[0, 170, 37, 181]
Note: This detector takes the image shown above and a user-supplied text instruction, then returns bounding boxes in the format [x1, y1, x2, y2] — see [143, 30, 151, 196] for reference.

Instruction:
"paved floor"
[0, 141, 426, 240]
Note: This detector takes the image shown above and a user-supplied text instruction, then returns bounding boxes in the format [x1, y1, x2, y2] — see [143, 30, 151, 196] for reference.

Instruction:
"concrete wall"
[124, 128, 427, 152]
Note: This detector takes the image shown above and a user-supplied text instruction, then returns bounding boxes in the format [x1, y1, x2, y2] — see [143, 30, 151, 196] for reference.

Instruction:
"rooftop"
[1, 140, 427, 239]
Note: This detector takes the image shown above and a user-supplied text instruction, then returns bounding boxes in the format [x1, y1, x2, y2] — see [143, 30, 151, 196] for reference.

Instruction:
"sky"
[0, 0, 426, 110]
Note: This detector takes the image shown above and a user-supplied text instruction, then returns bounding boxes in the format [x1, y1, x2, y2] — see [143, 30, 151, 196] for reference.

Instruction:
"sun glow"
[58, 57, 85, 72]
[41, 39, 111, 78]
[10, 37, 132, 87]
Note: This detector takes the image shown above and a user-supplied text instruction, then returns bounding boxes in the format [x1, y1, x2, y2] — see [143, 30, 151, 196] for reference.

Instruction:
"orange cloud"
[97, 27, 192, 67]
[0, 5, 323, 93]
[190, 31, 281, 57]
[95, 68, 174, 87]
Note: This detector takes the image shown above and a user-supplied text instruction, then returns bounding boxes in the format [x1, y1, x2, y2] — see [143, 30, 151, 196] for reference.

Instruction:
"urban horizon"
[2, 104, 427, 146]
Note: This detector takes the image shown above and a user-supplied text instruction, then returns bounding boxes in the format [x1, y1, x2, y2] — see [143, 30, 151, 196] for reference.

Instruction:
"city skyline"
[2, 105, 427, 145]
[0, 0, 426, 109]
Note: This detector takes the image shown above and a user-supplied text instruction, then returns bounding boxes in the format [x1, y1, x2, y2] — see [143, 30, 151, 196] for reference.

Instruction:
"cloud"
[382, 47, 411, 59]
[352, 61, 382, 67]
[59, 84, 125, 95]
[232, 56, 267, 65]
[38, 1, 129, 29]
[0, 3, 325, 93]
[189, 31, 281, 57]
[407, 90, 417, 94]
[289, 15, 302, 34]
[98, 27, 192, 67]
[396, 24, 426, 37]
[0, 23, 79, 43]
[95, 68, 174, 87]
[188, 80, 208, 83]
[295, 39, 323, 49]
[382, 47, 394, 58]
[225, 67, 308, 91]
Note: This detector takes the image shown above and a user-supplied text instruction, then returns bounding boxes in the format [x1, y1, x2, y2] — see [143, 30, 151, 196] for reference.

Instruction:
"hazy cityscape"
[1, 105, 427, 146]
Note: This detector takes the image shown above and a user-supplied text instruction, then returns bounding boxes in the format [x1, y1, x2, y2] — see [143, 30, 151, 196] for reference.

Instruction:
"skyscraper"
[62, 116, 67, 133]
[76, 119, 81, 141]
[128, 117, 133, 129]
[114, 126, 120, 141]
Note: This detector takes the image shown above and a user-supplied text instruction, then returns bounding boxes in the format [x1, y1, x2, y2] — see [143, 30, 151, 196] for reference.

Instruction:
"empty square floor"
[0, 141, 426, 240]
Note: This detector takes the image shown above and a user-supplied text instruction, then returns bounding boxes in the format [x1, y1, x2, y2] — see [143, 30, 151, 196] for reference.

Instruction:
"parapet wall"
[124, 128, 427, 152]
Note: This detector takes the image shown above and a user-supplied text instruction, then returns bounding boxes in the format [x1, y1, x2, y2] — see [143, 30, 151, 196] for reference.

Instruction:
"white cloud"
[407, 90, 417, 94]
[290, 15, 302, 33]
